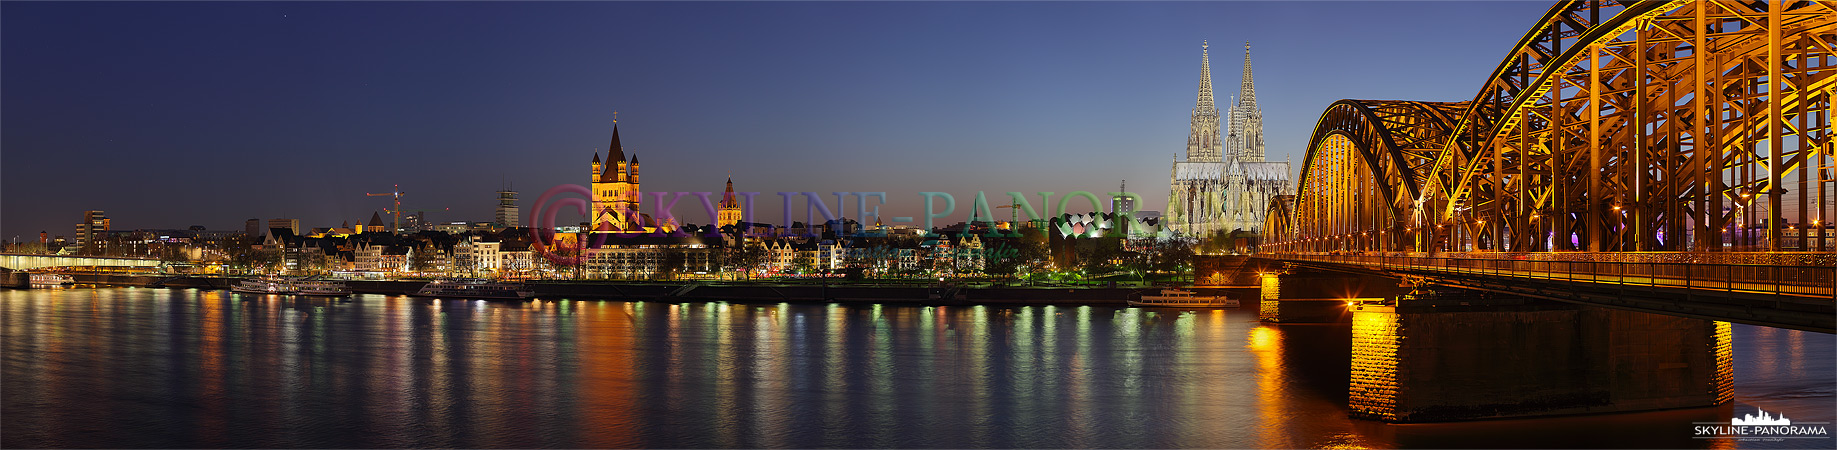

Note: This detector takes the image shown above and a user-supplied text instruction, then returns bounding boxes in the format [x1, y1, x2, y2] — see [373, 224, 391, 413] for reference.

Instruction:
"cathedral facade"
[1168, 42, 1290, 238]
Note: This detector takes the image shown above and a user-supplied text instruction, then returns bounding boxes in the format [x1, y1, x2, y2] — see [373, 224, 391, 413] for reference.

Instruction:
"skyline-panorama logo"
[1731, 409, 1793, 426]
[1694, 408, 1830, 442]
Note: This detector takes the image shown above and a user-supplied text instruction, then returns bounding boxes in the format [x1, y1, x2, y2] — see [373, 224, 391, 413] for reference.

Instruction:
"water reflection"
[1, 289, 1831, 448]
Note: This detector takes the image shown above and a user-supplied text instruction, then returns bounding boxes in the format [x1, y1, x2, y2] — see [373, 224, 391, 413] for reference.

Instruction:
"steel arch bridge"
[1265, 0, 1835, 254]
[1256, 0, 1836, 331]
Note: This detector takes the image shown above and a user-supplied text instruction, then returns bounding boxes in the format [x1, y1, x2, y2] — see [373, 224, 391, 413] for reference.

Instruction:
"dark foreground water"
[2, 288, 1831, 448]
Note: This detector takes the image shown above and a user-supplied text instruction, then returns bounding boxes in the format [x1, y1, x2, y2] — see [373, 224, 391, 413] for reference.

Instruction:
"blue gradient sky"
[2, 1, 1554, 238]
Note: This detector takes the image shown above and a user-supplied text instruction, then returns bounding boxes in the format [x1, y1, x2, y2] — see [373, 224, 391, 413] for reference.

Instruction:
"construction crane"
[995, 201, 1021, 231]
[366, 185, 404, 233]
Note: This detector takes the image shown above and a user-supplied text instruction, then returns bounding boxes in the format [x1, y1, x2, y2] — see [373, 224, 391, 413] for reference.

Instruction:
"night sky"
[2, 1, 1553, 239]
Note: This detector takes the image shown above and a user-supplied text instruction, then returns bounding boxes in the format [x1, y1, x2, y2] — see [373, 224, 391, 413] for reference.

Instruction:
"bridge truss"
[1265, 0, 1836, 254]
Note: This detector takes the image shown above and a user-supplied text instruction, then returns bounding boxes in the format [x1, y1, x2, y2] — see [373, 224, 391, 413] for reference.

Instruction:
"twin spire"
[1238, 42, 1257, 113]
[1185, 40, 1223, 162]
[1185, 40, 1261, 163]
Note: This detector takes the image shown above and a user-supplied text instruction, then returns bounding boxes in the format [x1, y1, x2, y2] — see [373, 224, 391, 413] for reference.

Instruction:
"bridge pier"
[1256, 270, 1407, 323]
[1349, 288, 1732, 422]
[0, 269, 27, 289]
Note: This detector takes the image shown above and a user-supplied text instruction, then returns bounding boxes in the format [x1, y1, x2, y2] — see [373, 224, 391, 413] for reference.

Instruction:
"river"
[2, 288, 1831, 448]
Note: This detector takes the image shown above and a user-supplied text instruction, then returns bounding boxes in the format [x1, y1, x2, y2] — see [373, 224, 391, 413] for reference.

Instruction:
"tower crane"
[366, 185, 404, 233]
[995, 201, 1022, 231]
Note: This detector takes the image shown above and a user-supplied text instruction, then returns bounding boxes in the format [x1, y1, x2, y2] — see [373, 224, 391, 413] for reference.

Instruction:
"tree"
[1150, 238, 1195, 275]
[727, 245, 767, 280]
[1075, 235, 1125, 273]
[1195, 229, 1229, 254]
[656, 248, 688, 279]
[792, 252, 816, 276]
[234, 247, 282, 275]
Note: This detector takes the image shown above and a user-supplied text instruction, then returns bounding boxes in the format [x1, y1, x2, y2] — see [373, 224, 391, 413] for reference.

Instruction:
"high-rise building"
[1168, 42, 1290, 238]
[76, 210, 109, 247]
[495, 188, 519, 228]
[1114, 180, 1139, 237]
[268, 218, 300, 236]
[403, 212, 429, 232]
[1113, 180, 1136, 217]
[245, 218, 261, 238]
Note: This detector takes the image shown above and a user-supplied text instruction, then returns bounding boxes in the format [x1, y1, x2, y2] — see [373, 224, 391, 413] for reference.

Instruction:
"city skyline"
[2, 1, 1552, 237]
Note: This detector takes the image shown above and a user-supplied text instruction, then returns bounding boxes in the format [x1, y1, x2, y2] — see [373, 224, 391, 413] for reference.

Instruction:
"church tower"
[718, 176, 742, 229]
[591, 118, 642, 232]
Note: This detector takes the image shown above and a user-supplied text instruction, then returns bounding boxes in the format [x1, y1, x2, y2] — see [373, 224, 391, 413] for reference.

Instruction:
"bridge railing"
[1269, 253, 1835, 301]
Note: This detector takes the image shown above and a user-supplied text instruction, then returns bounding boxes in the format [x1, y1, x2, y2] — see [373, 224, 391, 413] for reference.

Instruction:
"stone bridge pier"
[1348, 288, 1732, 422]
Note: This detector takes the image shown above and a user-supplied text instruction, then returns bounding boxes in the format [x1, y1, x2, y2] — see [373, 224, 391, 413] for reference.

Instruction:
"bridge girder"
[1268, 0, 1837, 254]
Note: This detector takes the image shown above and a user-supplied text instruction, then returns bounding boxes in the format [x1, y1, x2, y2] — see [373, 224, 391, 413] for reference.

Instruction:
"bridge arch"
[1268, 0, 1836, 254]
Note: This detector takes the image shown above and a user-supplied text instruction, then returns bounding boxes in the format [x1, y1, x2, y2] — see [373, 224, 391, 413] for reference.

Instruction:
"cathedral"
[1167, 42, 1290, 238]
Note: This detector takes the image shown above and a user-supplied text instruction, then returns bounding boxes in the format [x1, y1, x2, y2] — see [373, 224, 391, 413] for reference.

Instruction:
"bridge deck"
[1259, 252, 1834, 332]
[1265, 253, 1832, 299]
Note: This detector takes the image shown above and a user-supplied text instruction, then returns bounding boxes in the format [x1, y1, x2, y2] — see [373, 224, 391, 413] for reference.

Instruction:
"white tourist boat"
[232, 277, 293, 294]
[411, 279, 534, 300]
[291, 279, 352, 296]
[1129, 288, 1239, 308]
[28, 273, 74, 286]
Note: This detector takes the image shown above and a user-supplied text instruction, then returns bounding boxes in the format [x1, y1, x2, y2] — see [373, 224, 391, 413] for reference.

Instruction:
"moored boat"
[232, 277, 293, 294]
[292, 279, 352, 296]
[410, 279, 534, 300]
[29, 273, 75, 286]
[1128, 288, 1238, 308]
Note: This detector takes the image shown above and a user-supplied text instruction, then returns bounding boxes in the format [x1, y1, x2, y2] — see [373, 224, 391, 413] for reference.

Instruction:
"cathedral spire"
[1239, 42, 1256, 107]
[1185, 41, 1223, 162]
[1229, 42, 1265, 162]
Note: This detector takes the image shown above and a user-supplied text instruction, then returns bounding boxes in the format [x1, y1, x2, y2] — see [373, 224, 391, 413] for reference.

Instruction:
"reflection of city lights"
[1248, 326, 1277, 351]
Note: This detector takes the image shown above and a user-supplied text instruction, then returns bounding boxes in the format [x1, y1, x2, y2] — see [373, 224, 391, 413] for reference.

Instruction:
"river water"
[2, 288, 1831, 448]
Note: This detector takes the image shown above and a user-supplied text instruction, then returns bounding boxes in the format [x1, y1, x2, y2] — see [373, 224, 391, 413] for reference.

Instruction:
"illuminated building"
[1113, 180, 1136, 217]
[718, 176, 742, 229]
[1168, 42, 1290, 238]
[365, 211, 386, 233]
[496, 187, 519, 228]
[453, 236, 501, 273]
[589, 119, 652, 234]
[1168, 41, 1228, 237]
[75, 210, 109, 248]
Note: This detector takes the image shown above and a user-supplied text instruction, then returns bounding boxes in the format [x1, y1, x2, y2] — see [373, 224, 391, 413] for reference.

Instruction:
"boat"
[232, 277, 294, 294]
[28, 273, 74, 286]
[410, 279, 534, 300]
[1129, 288, 1239, 308]
[291, 279, 352, 297]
